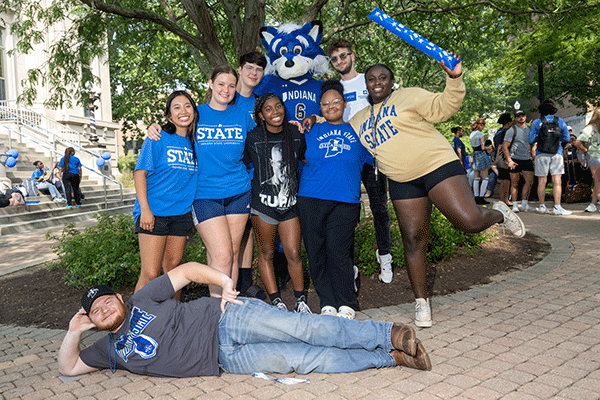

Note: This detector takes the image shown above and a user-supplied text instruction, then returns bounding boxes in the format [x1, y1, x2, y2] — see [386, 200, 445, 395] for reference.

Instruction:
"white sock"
[473, 178, 481, 197]
[480, 179, 488, 197]
[522, 199, 528, 207]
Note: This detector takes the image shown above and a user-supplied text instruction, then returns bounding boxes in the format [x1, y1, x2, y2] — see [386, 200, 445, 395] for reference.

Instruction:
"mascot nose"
[285, 59, 295, 68]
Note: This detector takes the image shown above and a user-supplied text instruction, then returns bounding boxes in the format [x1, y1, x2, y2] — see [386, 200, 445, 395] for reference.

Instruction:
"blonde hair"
[586, 107, 600, 128]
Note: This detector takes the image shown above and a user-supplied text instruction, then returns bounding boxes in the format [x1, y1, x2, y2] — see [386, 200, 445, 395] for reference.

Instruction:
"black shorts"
[135, 212, 193, 236]
[497, 167, 511, 180]
[510, 159, 534, 173]
[388, 160, 465, 200]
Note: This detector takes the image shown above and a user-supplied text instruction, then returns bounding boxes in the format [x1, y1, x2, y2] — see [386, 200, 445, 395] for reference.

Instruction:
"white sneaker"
[553, 205, 572, 216]
[521, 203, 533, 212]
[538, 204, 549, 214]
[377, 250, 393, 284]
[584, 203, 597, 213]
[415, 298, 432, 328]
[512, 204, 520, 213]
[492, 201, 526, 238]
[321, 306, 337, 316]
[353, 265, 359, 292]
[337, 306, 355, 320]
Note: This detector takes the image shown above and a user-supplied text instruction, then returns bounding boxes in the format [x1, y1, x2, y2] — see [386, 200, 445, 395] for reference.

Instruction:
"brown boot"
[390, 323, 417, 356]
[391, 343, 431, 371]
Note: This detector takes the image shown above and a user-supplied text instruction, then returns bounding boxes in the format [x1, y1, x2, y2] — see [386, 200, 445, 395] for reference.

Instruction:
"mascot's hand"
[442, 52, 462, 78]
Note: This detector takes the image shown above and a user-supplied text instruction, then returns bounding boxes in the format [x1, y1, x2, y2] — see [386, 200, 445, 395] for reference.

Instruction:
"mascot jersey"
[133, 132, 198, 220]
[80, 274, 222, 377]
[195, 103, 256, 199]
[255, 75, 322, 122]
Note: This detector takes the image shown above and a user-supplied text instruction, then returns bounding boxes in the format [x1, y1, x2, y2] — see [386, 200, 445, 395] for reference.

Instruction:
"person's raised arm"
[58, 309, 99, 376]
[146, 123, 163, 141]
[441, 52, 462, 79]
[167, 262, 244, 312]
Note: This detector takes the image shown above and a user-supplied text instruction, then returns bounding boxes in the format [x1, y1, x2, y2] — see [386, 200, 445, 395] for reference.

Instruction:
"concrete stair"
[1, 126, 135, 236]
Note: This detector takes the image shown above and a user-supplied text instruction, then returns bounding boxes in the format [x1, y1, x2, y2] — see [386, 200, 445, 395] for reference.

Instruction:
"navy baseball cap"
[81, 285, 116, 314]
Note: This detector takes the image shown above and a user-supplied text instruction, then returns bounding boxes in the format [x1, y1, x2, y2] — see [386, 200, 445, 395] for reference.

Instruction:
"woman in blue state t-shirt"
[58, 147, 83, 208]
[147, 66, 255, 296]
[133, 91, 199, 296]
[296, 80, 372, 320]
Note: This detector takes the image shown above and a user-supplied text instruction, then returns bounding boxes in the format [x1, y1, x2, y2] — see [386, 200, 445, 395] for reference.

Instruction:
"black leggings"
[62, 172, 81, 205]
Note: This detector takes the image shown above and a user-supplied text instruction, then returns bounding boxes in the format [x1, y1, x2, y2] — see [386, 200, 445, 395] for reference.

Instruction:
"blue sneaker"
[65, 205, 73, 209]
[75, 204, 81, 208]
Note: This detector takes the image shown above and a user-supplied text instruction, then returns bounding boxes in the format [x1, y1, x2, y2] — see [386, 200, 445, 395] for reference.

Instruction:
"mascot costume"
[255, 20, 330, 122]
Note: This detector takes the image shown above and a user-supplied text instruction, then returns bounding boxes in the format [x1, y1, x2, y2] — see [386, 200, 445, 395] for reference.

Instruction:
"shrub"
[354, 203, 488, 276]
[117, 154, 137, 174]
[47, 212, 207, 289]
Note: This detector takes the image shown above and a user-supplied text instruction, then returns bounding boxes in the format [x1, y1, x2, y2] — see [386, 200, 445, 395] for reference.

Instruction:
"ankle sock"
[294, 290, 305, 301]
[269, 291, 282, 303]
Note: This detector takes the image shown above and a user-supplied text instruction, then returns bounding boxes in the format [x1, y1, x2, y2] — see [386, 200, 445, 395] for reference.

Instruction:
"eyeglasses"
[330, 52, 352, 64]
[320, 98, 343, 107]
[242, 65, 264, 74]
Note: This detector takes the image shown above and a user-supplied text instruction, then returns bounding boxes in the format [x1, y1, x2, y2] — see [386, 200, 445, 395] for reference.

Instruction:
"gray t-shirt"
[504, 125, 530, 160]
[80, 275, 222, 377]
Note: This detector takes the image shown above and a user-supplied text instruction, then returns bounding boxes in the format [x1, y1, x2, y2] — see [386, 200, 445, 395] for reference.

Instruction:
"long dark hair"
[162, 90, 199, 165]
[63, 147, 75, 173]
[205, 65, 238, 105]
[253, 93, 299, 196]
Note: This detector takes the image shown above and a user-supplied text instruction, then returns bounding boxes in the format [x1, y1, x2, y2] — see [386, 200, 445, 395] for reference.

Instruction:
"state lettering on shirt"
[166, 147, 197, 170]
[196, 125, 244, 140]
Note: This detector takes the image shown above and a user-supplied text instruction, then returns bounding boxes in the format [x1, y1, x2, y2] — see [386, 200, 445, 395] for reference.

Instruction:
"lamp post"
[88, 88, 101, 145]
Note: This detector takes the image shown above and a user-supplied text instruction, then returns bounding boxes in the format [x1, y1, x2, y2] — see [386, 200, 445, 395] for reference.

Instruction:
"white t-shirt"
[341, 73, 370, 121]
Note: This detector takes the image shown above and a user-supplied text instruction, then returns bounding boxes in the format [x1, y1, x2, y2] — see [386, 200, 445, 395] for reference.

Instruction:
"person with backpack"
[528, 99, 571, 215]
[504, 110, 535, 213]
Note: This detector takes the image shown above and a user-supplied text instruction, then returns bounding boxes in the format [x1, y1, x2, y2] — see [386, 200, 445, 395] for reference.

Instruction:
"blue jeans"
[36, 182, 61, 199]
[218, 298, 396, 374]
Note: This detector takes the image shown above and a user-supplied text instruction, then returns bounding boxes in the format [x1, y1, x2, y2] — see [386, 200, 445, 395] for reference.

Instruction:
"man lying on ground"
[58, 262, 431, 377]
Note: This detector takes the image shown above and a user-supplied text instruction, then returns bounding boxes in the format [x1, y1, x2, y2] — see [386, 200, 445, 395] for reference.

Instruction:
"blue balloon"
[7, 149, 19, 159]
[5, 157, 17, 168]
[96, 157, 105, 167]
[101, 151, 111, 160]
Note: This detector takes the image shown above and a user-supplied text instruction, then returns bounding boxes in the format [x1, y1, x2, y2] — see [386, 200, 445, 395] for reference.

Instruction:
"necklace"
[369, 94, 392, 180]
[108, 324, 125, 373]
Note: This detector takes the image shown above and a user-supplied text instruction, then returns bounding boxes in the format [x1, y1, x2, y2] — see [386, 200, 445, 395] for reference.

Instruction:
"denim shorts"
[388, 160, 465, 200]
[534, 153, 564, 176]
[135, 212, 193, 236]
[192, 190, 251, 225]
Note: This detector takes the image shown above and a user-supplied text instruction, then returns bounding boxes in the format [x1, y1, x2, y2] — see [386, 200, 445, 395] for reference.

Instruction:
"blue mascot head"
[260, 21, 330, 81]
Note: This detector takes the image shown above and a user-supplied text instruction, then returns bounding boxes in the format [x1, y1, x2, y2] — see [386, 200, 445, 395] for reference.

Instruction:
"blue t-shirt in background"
[234, 93, 257, 118]
[32, 169, 46, 183]
[133, 131, 198, 220]
[528, 115, 570, 155]
[58, 155, 82, 174]
[195, 104, 255, 199]
[298, 122, 371, 203]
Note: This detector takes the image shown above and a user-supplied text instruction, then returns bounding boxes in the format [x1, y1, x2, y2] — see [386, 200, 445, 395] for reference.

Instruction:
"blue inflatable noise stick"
[368, 7, 459, 71]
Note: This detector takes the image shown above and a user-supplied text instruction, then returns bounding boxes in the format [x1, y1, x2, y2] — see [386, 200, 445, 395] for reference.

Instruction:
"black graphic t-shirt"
[244, 123, 306, 221]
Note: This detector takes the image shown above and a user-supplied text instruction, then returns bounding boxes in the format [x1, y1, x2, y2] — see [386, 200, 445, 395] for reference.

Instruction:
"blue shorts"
[135, 212, 193, 236]
[192, 190, 251, 225]
[388, 160, 465, 200]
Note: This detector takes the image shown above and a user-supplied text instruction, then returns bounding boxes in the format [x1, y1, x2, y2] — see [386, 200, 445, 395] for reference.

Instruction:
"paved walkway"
[1, 202, 599, 399]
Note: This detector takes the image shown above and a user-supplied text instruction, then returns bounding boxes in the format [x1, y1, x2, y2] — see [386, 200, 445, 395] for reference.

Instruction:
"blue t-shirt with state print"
[58, 155, 82, 174]
[254, 75, 322, 122]
[195, 103, 255, 199]
[298, 122, 372, 203]
[133, 131, 198, 220]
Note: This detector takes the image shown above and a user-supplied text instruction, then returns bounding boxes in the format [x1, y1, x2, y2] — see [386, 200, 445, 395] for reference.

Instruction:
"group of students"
[132, 48, 527, 330]
[31, 147, 84, 208]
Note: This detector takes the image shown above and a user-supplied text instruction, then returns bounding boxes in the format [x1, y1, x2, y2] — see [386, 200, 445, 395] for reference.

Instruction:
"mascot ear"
[304, 20, 323, 43]
[260, 26, 277, 48]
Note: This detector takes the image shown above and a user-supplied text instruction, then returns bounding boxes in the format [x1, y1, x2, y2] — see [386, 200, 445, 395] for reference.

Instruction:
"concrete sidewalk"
[1, 202, 599, 399]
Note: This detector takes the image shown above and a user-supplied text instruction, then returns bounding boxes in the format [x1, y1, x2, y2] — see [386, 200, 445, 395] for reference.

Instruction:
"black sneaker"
[272, 297, 288, 311]
[294, 295, 312, 314]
